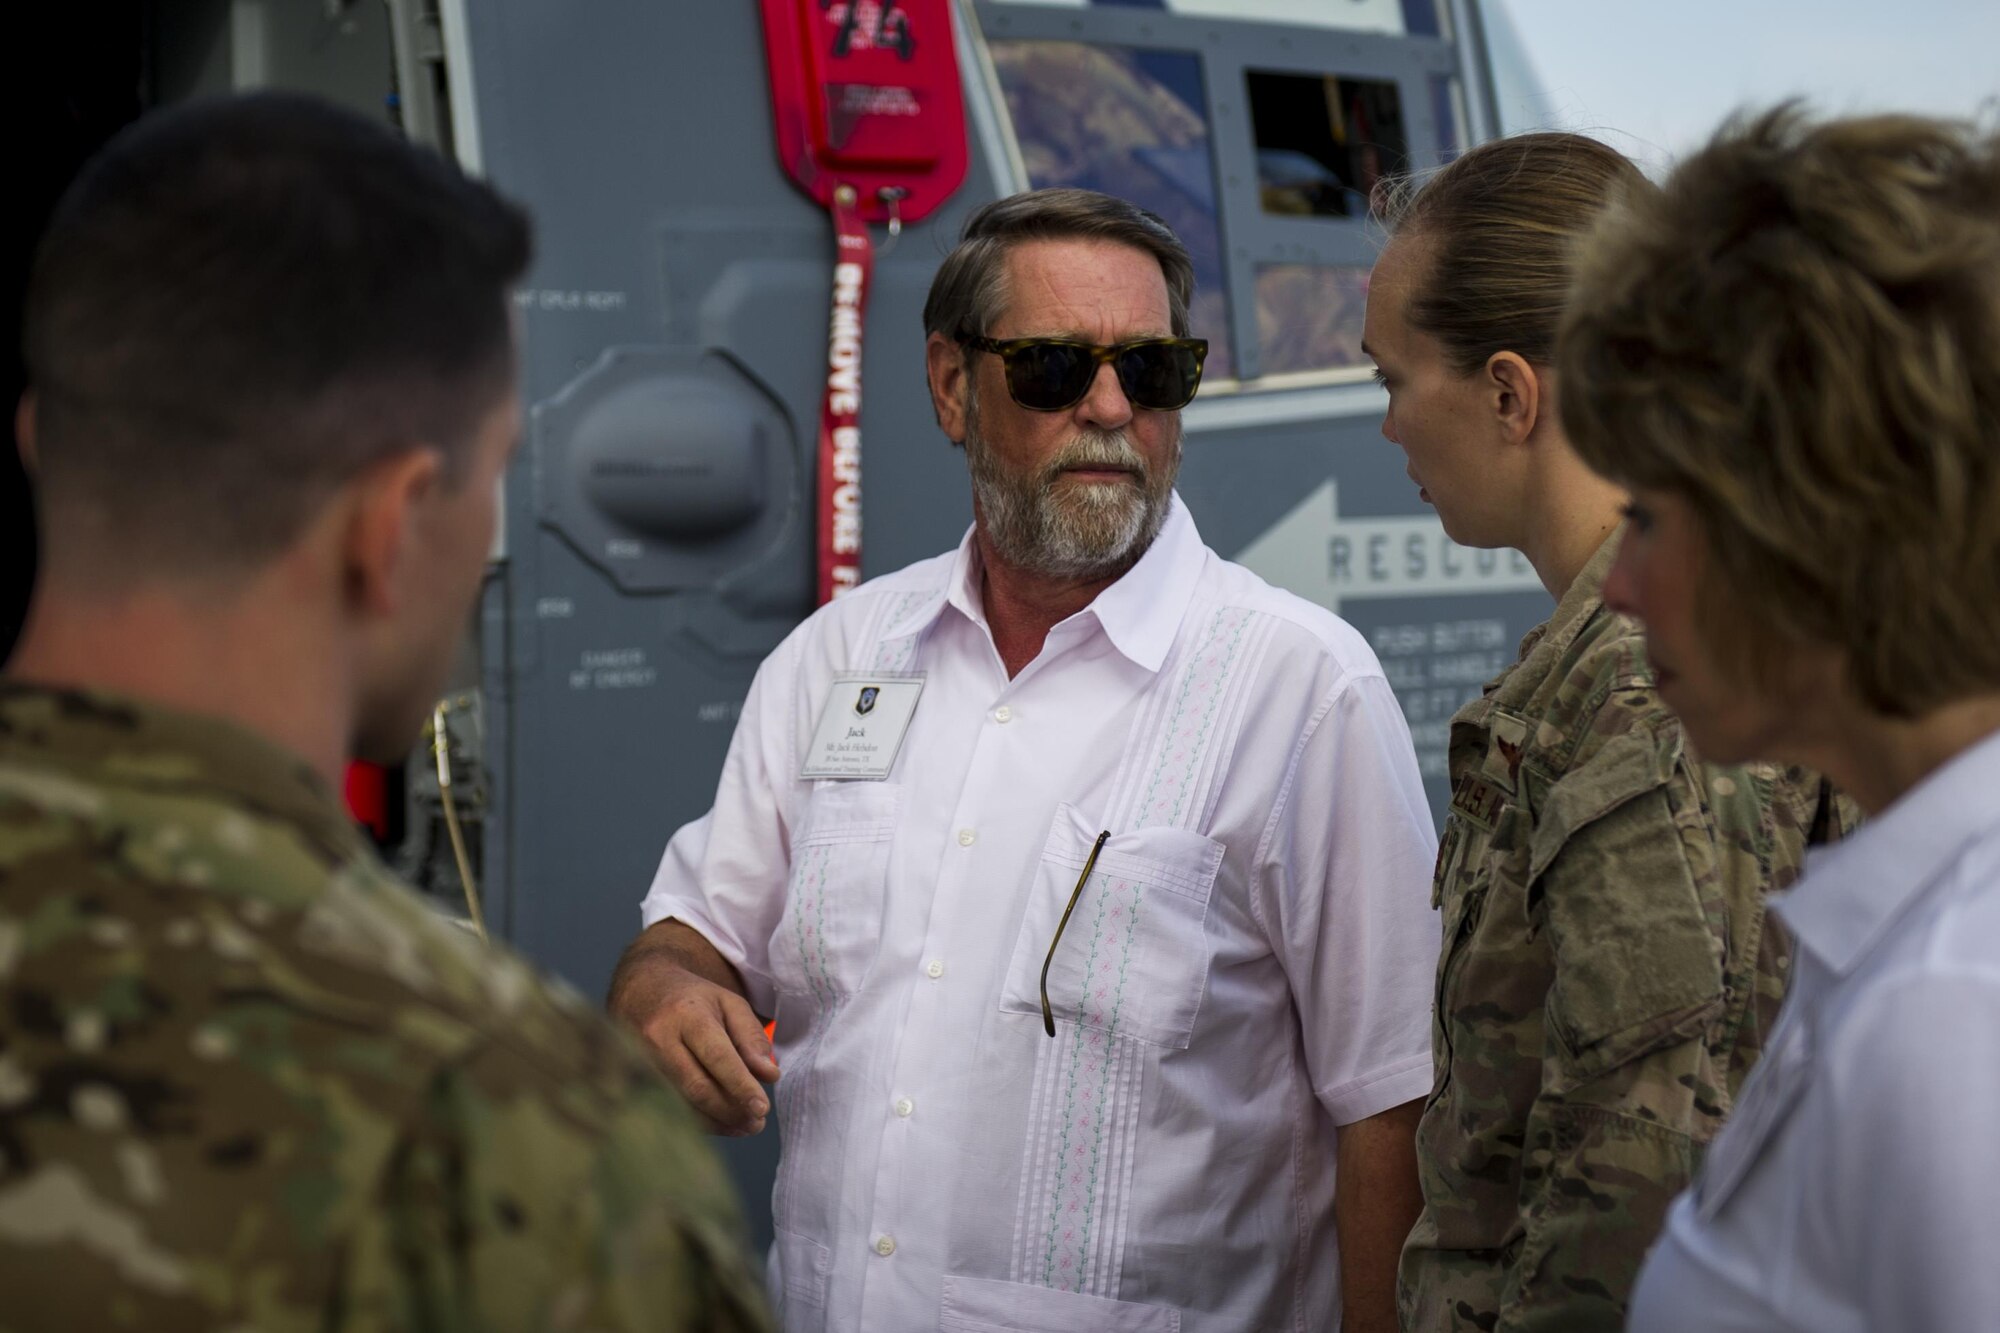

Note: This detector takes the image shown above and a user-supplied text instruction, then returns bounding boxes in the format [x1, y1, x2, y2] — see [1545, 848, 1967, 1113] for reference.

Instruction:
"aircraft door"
[975, 0, 1552, 813]
[458, 0, 1004, 1255]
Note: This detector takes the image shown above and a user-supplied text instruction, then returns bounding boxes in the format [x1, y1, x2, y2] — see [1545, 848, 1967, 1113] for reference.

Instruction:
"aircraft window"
[1431, 73, 1467, 158]
[995, 0, 1406, 36]
[1400, 0, 1444, 38]
[988, 40, 1236, 379]
[1247, 69, 1408, 218]
[1255, 263, 1371, 376]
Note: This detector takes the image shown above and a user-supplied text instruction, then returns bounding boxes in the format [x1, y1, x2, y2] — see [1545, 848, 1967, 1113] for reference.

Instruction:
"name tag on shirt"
[800, 676, 925, 780]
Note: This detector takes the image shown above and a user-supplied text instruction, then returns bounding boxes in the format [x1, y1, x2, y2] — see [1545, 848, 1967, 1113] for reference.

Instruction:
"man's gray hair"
[923, 187, 1194, 342]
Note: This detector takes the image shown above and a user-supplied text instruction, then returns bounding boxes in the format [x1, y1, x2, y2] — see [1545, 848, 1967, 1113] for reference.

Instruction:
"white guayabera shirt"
[643, 496, 1439, 1333]
[1629, 726, 2000, 1333]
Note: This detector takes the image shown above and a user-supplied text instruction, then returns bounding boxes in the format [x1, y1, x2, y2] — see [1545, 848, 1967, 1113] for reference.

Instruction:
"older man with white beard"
[609, 188, 1439, 1333]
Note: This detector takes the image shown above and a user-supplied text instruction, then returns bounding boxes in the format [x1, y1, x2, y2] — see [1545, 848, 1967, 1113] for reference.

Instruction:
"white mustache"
[1040, 432, 1145, 482]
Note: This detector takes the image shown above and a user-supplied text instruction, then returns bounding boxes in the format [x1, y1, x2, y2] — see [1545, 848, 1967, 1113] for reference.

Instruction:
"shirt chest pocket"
[769, 782, 901, 1003]
[997, 803, 1224, 1050]
[1432, 807, 1528, 1017]
[1430, 821, 1488, 1032]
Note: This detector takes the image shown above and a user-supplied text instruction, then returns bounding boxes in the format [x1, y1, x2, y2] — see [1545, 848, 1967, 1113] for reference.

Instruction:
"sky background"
[1487, 0, 2000, 172]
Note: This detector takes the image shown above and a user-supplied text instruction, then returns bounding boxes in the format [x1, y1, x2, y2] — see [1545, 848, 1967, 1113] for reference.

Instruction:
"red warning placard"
[762, 0, 970, 604]
[760, 0, 969, 226]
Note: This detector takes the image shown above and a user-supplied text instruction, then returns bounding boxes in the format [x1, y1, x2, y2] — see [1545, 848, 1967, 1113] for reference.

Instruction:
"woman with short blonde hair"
[1561, 106, 2000, 1331]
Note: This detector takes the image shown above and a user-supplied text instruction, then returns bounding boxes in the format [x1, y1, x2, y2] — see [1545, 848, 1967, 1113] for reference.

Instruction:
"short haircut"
[1376, 132, 1651, 374]
[1559, 107, 2000, 717]
[22, 91, 533, 579]
[923, 187, 1194, 342]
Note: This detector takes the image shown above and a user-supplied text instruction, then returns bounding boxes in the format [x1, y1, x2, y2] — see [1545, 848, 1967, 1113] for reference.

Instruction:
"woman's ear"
[1485, 350, 1545, 447]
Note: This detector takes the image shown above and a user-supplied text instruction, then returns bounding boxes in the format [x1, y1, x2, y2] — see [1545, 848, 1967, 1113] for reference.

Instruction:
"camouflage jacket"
[1397, 535, 1854, 1333]
[0, 684, 772, 1333]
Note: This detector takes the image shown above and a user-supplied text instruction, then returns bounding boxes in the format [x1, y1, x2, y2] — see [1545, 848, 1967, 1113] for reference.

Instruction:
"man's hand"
[609, 920, 779, 1136]
[1336, 1096, 1426, 1333]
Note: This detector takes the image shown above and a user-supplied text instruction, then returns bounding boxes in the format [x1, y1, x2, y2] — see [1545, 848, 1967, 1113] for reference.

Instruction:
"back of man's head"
[21, 92, 532, 588]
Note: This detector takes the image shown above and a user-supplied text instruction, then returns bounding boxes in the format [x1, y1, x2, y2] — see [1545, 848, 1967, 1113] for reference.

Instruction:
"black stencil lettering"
[878, 1, 916, 60]
[821, 0, 917, 61]
[823, 0, 863, 57]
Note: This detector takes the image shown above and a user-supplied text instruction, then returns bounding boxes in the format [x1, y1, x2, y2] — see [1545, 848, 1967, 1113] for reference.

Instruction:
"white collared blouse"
[642, 496, 1440, 1333]
[1629, 726, 2000, 1332]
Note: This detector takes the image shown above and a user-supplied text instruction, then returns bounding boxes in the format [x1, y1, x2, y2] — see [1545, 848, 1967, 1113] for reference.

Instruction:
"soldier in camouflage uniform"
[0, 687, 771, 1330]
[0, 94, 771, 1329]
[1398, 539, 1850, 1332]
[1363, 134, 1853, 1331]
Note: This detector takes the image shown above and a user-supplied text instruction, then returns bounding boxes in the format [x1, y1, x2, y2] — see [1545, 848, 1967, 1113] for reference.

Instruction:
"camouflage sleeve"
[1498, 755, 1728, 1331]
[355, 1036, 774, 1332]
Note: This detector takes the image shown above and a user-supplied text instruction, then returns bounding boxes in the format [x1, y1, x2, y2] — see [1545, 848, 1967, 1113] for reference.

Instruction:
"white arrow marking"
[1234, 480, 1544, 612]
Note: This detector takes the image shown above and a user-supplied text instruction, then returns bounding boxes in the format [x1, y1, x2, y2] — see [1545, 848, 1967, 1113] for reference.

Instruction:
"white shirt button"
[874, 1235, 897, 1257]
[994, 705, 1013, 723]
[957, 828, 976, 847]
[925, 959, 945, 979]
[895, 1097, 914, 1118]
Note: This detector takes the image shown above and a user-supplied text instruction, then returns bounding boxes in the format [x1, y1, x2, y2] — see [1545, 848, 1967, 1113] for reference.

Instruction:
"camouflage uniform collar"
[1484, 526, 1623, 714]
[1773, 722, 2000, 976]
[0, 681, 365, 861]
